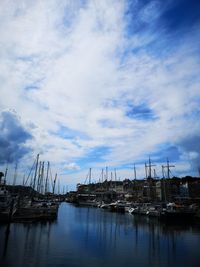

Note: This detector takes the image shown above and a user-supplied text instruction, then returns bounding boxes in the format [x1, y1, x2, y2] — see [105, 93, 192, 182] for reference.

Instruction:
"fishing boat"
[13, 201, 59, 222]
[100, 202, 110, 209]
[159, 203, 196, 221]
[108, 200, 128, 213]
[0, 185, 15, 222]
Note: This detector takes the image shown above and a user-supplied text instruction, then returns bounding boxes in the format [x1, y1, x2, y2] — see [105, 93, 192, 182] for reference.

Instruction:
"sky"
[0, 0, 200, 191]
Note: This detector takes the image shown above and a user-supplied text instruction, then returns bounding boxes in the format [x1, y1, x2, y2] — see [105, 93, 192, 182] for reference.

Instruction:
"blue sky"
[0, 0, 200, 190]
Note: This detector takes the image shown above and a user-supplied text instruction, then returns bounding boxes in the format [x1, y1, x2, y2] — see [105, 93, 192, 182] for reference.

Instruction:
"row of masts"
[2, 154, 67, 195]
[85, 167, 118, 184]
[145, 157, 175, 179]
[24, 154, 58, 194]
[85, 158, 175, 185]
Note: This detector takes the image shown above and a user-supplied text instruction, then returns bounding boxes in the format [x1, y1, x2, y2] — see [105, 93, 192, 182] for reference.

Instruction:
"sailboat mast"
[4, 163, 8, 184]
[106, 166, 108, 180]
[22, 174, 26, 186]
[162, 165, 165, 178]
[53, 173, 57, 194]
[163, 158, 175, 179]
[40, 161, 45, 194]
[58, 179, 60, 195]
[33, 154, 39, 191]
[145, 163, 147, 179]
[114, 168, 117, 181]
[89, 168, 92, 185]
[45, 161, 50, 194]
[13, 162, 18, 185]
[146, 157, 156, 179]
[134, 164, 137, 180]
[37, 161, 42, 192]
[101, 168, 104, 183]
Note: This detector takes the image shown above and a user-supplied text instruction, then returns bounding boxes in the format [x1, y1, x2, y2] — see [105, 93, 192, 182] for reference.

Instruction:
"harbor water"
[0, 203, 200, 267]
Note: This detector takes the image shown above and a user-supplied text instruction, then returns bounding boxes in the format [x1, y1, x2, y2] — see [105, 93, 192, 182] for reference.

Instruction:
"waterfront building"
[74, 175, 200, 204]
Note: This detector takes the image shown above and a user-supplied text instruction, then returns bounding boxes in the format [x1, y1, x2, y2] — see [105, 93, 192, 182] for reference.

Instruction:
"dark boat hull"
[160, 211, 195, 222]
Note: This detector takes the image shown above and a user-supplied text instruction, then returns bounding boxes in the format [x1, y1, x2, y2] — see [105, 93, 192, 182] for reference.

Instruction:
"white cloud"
[139, 1, 162, 23]
[64, 162, 80, 171]
[188, 151, 199, 160]
[0, 0, 200, 188]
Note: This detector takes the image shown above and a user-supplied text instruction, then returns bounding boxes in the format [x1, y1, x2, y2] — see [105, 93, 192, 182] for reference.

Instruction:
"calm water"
[0, 203, 200, 267]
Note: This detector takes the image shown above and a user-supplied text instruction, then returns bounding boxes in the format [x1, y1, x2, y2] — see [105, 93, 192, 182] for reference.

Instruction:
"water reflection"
[2, 224, 10, 259]
[0, 203, 200, 267]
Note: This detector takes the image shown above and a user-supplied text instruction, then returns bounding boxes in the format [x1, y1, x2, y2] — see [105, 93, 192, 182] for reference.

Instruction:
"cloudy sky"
[0, 0, 200, 190]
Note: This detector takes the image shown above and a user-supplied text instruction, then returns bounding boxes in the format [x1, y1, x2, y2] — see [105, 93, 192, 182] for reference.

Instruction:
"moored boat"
[159, 203, 196, 222]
